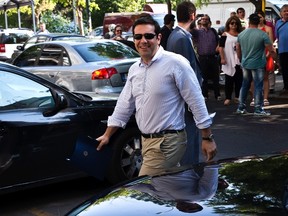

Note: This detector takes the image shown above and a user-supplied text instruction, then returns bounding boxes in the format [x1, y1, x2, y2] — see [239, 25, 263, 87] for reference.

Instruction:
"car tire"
[106, 127, 142, 184]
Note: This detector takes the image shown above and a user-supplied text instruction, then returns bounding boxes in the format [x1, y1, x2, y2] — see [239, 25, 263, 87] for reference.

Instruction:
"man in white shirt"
[96, 16, 217, 177]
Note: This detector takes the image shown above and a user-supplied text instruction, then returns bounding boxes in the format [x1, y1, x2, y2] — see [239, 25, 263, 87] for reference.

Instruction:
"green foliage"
[41, 12, 81, 33]
[0, 0, 212, 32]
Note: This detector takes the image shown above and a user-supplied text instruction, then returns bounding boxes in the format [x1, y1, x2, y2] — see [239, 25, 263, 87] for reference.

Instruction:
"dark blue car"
[0, 62, 141, 194]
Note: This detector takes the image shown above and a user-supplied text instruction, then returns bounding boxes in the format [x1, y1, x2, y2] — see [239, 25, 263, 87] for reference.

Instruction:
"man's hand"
[96, 135, 110, 151]
[96, 126, 119, 151]
[202, 140, 217, 161]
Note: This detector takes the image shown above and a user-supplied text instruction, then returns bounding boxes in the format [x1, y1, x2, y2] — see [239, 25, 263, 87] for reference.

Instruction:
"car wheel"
[106, 127, 142, 184]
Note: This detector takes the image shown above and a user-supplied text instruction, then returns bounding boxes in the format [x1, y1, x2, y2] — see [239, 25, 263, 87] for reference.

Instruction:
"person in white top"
[218, 16, 243, 106]
[36, 22, 50, 34]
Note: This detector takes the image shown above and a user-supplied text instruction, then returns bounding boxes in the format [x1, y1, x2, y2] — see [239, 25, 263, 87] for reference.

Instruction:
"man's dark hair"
[249, 13, 260, 25]
[164, 14, 175, 25]
[237, 7, 245, 14]
[132, 16, 161, 35]
[176, 1, 196, 23]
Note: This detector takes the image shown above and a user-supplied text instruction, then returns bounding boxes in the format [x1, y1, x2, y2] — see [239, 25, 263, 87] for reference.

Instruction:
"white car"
[0, 28, 34, 62]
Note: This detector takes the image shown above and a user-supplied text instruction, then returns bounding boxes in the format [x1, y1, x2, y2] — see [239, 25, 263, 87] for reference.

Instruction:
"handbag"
[266, 55, 274, 72]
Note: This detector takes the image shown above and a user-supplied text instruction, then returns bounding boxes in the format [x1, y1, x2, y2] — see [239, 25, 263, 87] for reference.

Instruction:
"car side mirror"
[43, 91, 68, 117]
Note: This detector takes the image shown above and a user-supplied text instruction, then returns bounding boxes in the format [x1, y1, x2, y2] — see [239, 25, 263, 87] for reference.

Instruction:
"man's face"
[237, 10, 245, 19]
[201, 16, 210, 27]
[281, 7, 288, 21]
[133, 24, 160, 62]
[40, 24, 45, 30]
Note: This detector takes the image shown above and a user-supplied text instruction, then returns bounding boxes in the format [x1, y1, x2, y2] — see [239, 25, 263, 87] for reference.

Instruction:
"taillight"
[91, 67, 118, 80]
[0, 44, 5, 53]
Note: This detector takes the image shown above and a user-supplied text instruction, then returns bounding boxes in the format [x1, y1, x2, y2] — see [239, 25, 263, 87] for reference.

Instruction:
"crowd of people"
[95, 3, 288, 180]
[160, 5, 287, 116]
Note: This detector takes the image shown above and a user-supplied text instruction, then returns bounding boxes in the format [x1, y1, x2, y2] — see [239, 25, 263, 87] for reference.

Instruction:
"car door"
[13, 44, 62, 84]
[0, 69, 87, 189]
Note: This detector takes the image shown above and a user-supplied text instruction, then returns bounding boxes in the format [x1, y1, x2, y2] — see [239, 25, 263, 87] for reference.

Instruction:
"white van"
[194, 0, 285, 30]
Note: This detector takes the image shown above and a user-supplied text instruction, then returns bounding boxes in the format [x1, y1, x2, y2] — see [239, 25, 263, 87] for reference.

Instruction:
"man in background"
[160, 14, 175, 50]
[36, 22, 50, 34]
[236, 7, 248, 30]
[236, 13, 276, 116]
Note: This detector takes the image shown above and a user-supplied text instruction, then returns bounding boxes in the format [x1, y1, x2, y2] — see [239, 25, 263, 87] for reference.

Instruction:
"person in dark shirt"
[160, 14, 175, 50]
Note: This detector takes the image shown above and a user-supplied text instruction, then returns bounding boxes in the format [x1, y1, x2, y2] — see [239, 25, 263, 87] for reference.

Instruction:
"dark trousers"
[199, 55, 220, 98]
[224, 65, 243, 99]
[279, 52, 288, 90]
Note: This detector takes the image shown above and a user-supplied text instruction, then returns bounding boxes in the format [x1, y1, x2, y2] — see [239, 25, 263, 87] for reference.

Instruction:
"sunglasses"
[230, 22, 237, 25]
[133, 33, 156, 40]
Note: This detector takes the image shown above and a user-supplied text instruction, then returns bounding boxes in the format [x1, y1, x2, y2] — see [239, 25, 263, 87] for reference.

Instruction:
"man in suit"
[166, 1, 203, 165]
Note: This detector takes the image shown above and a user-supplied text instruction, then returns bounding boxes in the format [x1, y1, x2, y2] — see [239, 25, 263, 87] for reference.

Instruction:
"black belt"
[141, 129, 184, 139]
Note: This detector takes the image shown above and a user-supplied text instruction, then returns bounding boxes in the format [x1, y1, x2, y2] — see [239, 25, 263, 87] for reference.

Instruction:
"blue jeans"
[238, 68, 265, 111]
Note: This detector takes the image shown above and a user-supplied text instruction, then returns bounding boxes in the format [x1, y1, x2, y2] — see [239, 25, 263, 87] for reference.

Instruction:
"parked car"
[11, 33, 86, 60]
[0, 62, 142, 195]
[89, 26, 104, 39]
[0, 28, 34, 62]
[66, 151, 288, 215]
[11, 39, 140, 93]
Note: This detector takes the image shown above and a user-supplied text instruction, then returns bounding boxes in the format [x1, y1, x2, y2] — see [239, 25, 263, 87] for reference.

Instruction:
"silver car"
[12, 39, 140, 93]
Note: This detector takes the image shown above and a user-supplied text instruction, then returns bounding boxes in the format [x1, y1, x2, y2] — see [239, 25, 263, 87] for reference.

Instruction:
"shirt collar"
[139, 46, 164, 67]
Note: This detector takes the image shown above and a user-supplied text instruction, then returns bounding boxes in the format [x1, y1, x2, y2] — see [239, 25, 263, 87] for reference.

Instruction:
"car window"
[0, 71, 55, 110]
[38, 44, 70, 66]
[74, 41, 140, 62]
[13, 45, 41, 67]
[52, 36, 84, 41]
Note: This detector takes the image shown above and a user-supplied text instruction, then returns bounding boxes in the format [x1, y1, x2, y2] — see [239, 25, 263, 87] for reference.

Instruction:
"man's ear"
[157, 33, 162, 44]
[191, 12, 196, 21]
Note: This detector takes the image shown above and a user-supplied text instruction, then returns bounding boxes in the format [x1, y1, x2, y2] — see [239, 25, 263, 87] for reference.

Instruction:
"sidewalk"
[268, 73, 288, 99]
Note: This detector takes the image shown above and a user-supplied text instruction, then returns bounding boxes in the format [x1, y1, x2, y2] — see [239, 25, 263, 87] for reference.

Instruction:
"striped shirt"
[107, 46, 212, 134]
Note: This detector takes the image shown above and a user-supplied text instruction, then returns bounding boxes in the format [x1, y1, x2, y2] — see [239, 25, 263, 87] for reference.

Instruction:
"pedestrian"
[96, 16, 217, 177]
[250, 10, 275, 107]
[218, 16, 243, 106]
[166, 1, 203, 165]
[275, 4, 288, 94]
[236, 13, 276, 116]
[236, 7, 248, 30]
[230, 11, 237, 17]
[191, 14, 222, 101]
[36, 22, 50, 34]
[111, 24, 126, 40]
[160, 14, 175, 50]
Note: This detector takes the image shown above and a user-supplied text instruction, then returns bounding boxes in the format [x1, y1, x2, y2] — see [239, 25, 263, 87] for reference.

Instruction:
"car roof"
[30, 38, 120, 46]
[30, 33, 85, 37]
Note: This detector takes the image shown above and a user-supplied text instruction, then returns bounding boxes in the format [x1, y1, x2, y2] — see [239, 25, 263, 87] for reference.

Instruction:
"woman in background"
[218, 16, 243, 106]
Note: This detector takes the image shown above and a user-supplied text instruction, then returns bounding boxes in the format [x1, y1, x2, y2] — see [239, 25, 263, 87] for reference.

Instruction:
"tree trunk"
[77, 8, 84, 35]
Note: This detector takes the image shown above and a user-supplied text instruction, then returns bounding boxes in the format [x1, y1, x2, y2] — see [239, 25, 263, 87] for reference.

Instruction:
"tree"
[34, 0, 56, 27]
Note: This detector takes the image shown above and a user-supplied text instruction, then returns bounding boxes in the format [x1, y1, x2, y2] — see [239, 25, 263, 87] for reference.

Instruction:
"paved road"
[1, 74, 287, 216]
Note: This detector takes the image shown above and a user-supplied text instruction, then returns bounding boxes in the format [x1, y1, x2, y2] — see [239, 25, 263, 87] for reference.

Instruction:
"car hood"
[66, 151, 288, 216]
